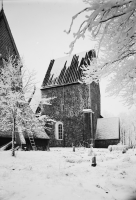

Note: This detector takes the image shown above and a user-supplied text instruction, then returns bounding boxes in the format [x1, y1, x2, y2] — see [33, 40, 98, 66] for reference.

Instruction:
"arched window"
[55, 122, 63, 140]
[58, 124, 63, 140]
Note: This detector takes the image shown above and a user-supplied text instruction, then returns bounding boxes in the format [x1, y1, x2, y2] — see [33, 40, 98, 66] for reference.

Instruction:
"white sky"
[1, 0, 131, 117]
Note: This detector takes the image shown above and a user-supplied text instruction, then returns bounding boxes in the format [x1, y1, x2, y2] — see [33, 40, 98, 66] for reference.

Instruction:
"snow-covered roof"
[0, 107, 49, 140]
[0, 127, 49, 140]
[0, 131, 11, 138]
[83, 109, 94, 113]
[42, 50, 95, 88]
[96, 117, 120, 140]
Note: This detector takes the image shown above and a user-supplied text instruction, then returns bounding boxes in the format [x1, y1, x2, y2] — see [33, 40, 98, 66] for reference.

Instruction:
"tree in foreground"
[0, 56, 50, 156]
[65, 0, 136, 106]
[0, 56, 23, 156]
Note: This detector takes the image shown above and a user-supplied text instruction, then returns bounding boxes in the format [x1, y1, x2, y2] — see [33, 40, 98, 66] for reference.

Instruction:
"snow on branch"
[65, 0, 136, 57]
[0, 56, 41, 137]
[65, 0, 136, 106]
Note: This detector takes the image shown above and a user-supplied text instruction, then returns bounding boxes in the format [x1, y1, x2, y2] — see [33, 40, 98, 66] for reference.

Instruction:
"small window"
[55, 122, 63, 140]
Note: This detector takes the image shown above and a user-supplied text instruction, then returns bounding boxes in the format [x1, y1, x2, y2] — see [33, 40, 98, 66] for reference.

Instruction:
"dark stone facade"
[41, 81, 101, 147]
[95, 139, 119, 148]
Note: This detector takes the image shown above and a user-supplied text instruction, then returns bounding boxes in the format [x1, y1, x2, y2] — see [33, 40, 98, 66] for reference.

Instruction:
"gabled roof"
[42, 50, 96, 89]
[0, 8, 19, 58]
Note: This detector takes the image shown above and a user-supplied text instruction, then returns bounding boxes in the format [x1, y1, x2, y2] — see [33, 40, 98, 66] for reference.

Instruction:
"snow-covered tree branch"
[0, 55, 54, 155]
[0, 56, 48, 155]
[65, 0, 136, 106]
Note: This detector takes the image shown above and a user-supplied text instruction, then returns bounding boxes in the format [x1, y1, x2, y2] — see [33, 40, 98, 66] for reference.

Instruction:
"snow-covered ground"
[0, 148, 136, 200]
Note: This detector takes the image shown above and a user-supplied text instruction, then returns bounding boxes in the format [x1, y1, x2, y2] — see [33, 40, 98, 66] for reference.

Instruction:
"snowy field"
[0, 148, 136, 200]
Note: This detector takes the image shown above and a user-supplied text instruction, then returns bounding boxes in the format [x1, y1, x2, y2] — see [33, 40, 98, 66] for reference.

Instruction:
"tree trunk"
[12, 117, 15, 156]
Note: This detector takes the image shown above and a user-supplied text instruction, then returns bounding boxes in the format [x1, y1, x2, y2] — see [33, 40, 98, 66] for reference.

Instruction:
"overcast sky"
[1, 0, 130, 116]
[3, 0, 93, 85]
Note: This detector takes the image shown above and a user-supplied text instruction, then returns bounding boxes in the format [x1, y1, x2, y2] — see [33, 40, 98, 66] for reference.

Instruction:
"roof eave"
[41, 80, 83, 90]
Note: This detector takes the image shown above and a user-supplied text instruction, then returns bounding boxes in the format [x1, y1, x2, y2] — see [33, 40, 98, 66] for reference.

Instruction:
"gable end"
[0, 8, 19, 59]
